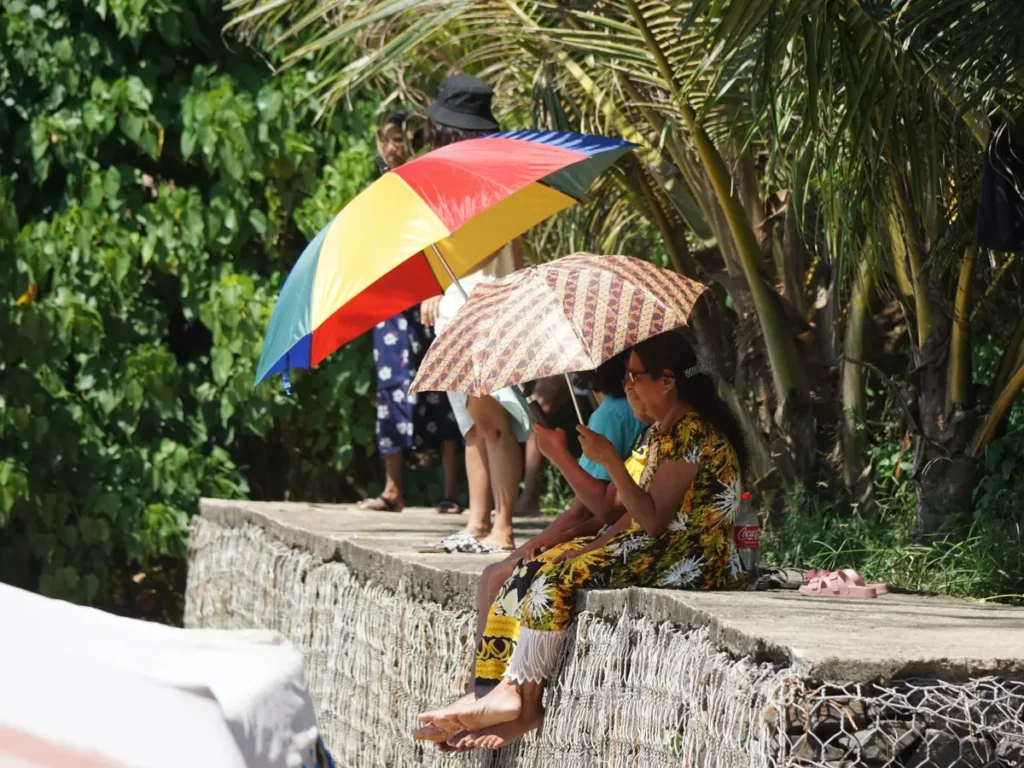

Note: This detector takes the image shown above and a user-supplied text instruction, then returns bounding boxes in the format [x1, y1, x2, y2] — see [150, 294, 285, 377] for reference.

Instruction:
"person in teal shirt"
[575, 372, 646, 483]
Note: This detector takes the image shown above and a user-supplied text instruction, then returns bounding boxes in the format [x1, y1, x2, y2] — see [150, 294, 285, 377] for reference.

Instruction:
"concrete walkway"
[199, 498, 1024, 683]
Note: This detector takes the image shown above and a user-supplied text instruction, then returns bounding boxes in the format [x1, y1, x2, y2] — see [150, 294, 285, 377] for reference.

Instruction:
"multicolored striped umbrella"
[409, 254, 707, 407]
[255, 131, 634, 387]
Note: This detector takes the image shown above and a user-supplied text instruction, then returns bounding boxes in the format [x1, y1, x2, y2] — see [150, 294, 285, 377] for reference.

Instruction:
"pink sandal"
[839, 568, 889, 595]
[803, 568, 889, 596]
[799, 569, 878, 599]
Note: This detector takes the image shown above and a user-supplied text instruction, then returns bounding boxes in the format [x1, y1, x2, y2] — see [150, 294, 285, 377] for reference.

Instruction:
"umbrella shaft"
[427, 246, 587, 425]
[565, 373, 585, 424]
[429, 244, 469, 300]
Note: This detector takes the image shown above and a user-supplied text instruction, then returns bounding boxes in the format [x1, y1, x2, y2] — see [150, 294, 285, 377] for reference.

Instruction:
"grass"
[764, 458, 1024, 605]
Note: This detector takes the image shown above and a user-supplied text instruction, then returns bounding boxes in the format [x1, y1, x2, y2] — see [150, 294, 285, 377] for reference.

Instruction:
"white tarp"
[0, 583, 321, 768]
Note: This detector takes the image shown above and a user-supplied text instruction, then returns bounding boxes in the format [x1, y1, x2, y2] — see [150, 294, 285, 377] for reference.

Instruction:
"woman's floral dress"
[474, 411, 744, 691]
[373, 307, 461, 456]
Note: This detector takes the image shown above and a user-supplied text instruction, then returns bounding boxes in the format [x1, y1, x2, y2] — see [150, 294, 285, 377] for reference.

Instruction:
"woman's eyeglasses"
[624, 369, 650, 385]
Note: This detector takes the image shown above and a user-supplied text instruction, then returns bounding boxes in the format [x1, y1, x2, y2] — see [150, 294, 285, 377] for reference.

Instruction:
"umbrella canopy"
[409, 254, 707, 397]
[255, 131, 633, 385]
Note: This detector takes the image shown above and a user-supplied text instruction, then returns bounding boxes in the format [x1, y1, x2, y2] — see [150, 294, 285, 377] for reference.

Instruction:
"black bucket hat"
[425, 74, 500, 132]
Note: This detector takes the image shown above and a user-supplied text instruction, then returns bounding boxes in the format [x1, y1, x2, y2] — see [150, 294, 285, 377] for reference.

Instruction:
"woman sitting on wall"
[417, 331, 748, 751]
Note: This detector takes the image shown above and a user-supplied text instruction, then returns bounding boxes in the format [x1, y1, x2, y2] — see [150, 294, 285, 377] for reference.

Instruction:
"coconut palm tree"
[227, 0, 1024, 532]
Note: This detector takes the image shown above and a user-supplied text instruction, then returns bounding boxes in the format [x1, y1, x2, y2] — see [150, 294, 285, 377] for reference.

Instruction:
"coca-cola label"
[733, 525, 760, 549]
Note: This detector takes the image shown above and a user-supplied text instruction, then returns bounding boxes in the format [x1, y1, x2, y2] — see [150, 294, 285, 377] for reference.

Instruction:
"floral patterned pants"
[474, 521, 727, 691]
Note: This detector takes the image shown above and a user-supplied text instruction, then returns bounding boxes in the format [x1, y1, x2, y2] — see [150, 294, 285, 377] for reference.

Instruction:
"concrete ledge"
[197, 498, 1024, 684]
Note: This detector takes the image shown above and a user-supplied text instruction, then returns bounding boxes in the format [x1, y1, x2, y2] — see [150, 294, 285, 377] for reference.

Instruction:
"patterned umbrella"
[409, 254, 707, 417]
[254, 131, 633, 388]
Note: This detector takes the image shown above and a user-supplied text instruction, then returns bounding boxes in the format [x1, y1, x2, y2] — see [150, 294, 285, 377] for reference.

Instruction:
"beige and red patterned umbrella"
[409, 253, 707, 416]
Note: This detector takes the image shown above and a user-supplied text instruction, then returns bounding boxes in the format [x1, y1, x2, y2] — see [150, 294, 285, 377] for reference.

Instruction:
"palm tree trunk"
[991, 314, 1024, 403]
[949, 244, 977, 406]
[841, 256, 875, 511]
[677, 104, 814, 476]
[972, 364, 1024, 456]
[972, 312, 1024, 456]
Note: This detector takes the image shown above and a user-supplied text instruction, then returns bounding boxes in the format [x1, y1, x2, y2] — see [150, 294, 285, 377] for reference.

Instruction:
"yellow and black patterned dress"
[474, 412, 744, 691]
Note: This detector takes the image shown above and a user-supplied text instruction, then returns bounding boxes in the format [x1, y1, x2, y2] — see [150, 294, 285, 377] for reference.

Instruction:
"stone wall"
[184, 511, 1024, 768]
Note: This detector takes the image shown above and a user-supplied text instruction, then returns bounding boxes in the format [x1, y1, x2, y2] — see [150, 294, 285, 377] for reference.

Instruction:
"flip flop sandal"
[799, 570, 878, 599]
[754, 566, 806, 590]
[414, 532, 477, 554]
[358, 496, 403, 513]
[436, 499, 463, 515]
[415, 533, 507, 555]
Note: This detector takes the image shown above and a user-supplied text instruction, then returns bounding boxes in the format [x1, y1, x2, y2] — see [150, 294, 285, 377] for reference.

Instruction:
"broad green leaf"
[211, 348, 233, 386]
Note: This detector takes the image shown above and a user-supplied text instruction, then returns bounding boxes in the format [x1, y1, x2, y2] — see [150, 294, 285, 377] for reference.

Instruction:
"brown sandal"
[436, 499, 463, 514]
[358, 496, 403, 512]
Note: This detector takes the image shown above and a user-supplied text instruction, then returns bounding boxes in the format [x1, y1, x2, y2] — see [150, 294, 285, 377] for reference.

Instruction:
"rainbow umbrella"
[255, 130, 634, 388]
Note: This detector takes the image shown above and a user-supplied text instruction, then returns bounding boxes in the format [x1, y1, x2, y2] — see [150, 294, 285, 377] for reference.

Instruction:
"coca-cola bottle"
[733, 491, 760, 589]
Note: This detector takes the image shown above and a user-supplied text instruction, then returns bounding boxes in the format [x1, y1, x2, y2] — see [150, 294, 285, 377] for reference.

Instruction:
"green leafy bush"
[0, 0, 380, 612]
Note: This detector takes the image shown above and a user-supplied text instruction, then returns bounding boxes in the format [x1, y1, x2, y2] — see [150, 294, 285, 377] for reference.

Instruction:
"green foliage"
[0, 0, 380, 610]
[765, 427, 1024, 604]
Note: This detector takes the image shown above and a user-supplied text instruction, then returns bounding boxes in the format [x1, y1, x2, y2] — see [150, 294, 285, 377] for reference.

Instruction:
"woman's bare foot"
[445, 730, 479, 752]
[460, 524, 492, 539]
[411, 725, 450, 743]
[419, 693, 475, 733]
[466, 710, 544, 750]
[448, 679, 522, 731]
[478, 528, 515, 552]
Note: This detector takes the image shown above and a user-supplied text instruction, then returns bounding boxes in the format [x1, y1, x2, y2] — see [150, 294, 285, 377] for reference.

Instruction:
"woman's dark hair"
[632, 331, 748, 471]
[428, 120, 497, 148]
[572, 351, 628, 398]
[376, 110, 426, 175]
[383, 110, 408, 129]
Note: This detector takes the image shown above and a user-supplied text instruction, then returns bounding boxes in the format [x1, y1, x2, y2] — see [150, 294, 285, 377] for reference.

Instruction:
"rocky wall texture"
[184, 516, 1024, 768]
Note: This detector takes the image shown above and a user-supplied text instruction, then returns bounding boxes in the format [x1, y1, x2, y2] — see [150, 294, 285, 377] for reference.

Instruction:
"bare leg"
[515, 434, 543, 517]
[465, 681, 545, 750]
[467, 395, 519, 551]
[360, 452, 404, 511]
[461, 427, 492, 539]
[467, 558, 518, 694]
[475, 560, 516, 652]
[382, 452, 403, 505]
[419, 557, 519, 737]
[440, 439, 460, 502]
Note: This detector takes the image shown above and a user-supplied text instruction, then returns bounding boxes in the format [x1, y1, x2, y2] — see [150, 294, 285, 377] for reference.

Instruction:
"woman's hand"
[551, 544, 599, 565]
[420, 296, 442, 327]
[533, 424, 569, 462]
[577, 425, 619, 468]
[522, 536, 550, 561]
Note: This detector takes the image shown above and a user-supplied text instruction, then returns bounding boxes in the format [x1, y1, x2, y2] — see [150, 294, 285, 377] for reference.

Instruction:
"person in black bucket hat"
[425, 74, 500, 133]
[418, 73, 535, 556]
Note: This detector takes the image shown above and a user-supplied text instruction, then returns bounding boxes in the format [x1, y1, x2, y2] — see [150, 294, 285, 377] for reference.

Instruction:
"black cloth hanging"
[976, 122, 1024, 252]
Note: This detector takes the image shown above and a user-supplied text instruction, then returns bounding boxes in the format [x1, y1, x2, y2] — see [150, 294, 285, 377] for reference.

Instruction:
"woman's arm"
[554, 512, 608, 544]
[513, 497, 589, 560]
[533, 426, 620, 522]
[580, 426, 699, 538]
[551, 513, 635, 564]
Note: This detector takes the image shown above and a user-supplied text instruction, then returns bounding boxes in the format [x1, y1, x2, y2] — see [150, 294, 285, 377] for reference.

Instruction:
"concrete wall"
[184, 504, 1024, 768]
